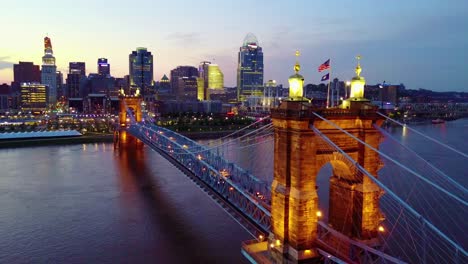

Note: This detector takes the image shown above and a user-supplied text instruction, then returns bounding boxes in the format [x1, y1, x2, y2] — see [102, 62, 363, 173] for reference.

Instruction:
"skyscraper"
[41, 36, 57, 105]
[129, 47, 154, 95]
[237, 33, 264, 102]
[56, 71, 64, 98]
[69, 62, 86, 76]
[207, 64, 224, 100]
[98, 58, 110, 76]
[66, 72, 87, 98]
[170, 66, 198, 100]
[14, 62, 41, 83]
[198, 61, 211, 100]
[12, 61, 41, 93]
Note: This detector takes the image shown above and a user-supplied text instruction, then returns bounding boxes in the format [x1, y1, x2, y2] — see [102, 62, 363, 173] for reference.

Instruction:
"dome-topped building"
[243, 32, 259, 47]
[237, 33, 264, 102]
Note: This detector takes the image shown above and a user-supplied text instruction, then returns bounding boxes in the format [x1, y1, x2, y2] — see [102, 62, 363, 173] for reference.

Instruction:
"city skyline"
[1, 0, 467, 92]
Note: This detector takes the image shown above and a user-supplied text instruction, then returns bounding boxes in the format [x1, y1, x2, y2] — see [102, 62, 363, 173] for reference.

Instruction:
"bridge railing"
[317, 222, 407, 264]
[127, 122, 272, 232]
[270, 107, 380, 120]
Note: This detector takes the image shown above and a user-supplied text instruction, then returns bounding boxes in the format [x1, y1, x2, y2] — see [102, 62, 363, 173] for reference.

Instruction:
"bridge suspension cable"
[375, 125, 468, 194]
[378, 112, 468, 159]
[165, 123, 274, 155]
[312, 112, 467, 207]
[311, 125, 468, 260]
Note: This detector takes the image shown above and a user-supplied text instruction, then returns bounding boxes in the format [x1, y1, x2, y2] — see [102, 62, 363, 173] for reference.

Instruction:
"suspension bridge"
[114, 59, 467, 263]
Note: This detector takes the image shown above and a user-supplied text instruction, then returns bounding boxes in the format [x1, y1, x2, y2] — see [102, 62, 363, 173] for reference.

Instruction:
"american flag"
[318, 59, 330, 72]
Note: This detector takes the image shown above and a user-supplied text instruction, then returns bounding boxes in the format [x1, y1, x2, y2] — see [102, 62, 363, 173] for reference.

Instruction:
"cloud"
[166, 32, 202, 46]
[0, 56, 13, 70]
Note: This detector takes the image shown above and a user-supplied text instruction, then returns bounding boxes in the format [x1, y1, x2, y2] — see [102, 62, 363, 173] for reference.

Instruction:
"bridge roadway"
[128, 123, 272, 231]
[124, 121, 407, 263]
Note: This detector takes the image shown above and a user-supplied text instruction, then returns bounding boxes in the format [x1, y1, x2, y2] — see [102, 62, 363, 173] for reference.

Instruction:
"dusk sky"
[1, 0, 467, 92]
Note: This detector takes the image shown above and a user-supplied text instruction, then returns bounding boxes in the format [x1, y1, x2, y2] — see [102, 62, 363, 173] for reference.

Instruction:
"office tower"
[69, 62, 86, 76]
[129, 47, 154, 95]
[170, 66, 198, 99]
[237, 33, 264, 102]
[56, 71, 64, 98]
[198, 61, 211, 100]
[158, 74, 171, 93]
[88, 73, 115, 95]
[14, 62, 41, 83]
[20, 83, 48, 112]
[0, 83, 10, 111]
[176, 77, 198, 101]
[98, 58, 110, 75]
[207, 64, 224, 100]
[41, 36, 57, 105]
[12, 61, 41, 93]
[66, 72, 87, 98]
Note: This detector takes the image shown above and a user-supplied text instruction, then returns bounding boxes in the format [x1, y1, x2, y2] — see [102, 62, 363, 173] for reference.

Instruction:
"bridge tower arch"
[114, 88, 143, 147]
[118, 88, 143, 127]
[269, 55, 385, 262]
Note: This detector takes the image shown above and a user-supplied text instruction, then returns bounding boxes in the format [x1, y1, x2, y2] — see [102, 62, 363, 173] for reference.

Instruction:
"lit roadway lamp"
[345, 81, 351, 98]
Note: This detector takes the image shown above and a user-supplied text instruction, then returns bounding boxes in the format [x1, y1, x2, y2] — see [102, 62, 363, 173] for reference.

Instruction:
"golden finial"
[356, 55, 361, 65]
[294, 50, 301, 73]
[355, 55, 362, 77]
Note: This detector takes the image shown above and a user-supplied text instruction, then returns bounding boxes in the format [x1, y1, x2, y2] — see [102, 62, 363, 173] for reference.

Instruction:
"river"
[0, 119, 466, 263]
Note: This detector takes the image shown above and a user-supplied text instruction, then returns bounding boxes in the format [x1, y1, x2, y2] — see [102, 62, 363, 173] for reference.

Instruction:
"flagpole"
[326, 66, 332, 108]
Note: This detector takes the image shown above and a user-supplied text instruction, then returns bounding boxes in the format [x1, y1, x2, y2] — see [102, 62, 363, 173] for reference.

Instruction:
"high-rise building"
[129, 47, 154, 95]
[207, 64, 224, 100]
[69, 62, 86, 76]
[12, 61, 41, 93]
[56, 71, 64, 98]
[20, 82, 48, 112]
[88, 73, 115, 95]
[41, 36, 57, 105]
[66, 72, 87, 98]
[198, 61, 211, 100]
[207, 64, 224, 89]
[0, 83, 11, 112]
[176, 77, 198, 101]
[170, 66, 198, 100]
[14, 62, 41, 84]
[158, 74, 171, 93]
[237, 33, 264, 102]
[98, 58, 110, 76]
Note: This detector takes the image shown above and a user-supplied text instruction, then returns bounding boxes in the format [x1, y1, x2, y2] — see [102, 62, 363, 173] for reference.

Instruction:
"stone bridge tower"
[115, 88, 143, 147]
[269, 54, 385, 263]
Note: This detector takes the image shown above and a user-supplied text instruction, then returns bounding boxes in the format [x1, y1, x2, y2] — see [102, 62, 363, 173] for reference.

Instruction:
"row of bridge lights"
[154, 130, 388, 259]
[260, 210, 384, 246]
[155, 128, 387, 236]
[164, 131, 270, 203]
[315, 210, 385, 232]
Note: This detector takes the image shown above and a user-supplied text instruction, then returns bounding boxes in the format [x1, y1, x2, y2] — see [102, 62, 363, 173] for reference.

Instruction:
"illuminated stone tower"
[265, 54, 384, 263]
[41, 36, 57, 105]
[269, 52, 320, 262]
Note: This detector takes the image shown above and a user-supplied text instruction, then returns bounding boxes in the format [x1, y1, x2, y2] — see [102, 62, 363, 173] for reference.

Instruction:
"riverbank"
[0, 128, 257, 149]
[179, 130, 251, 140]
[0, 134, 114, 149]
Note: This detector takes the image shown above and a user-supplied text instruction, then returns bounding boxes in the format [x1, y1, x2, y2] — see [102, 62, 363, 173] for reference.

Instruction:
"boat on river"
[431, 118, 445, 124]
